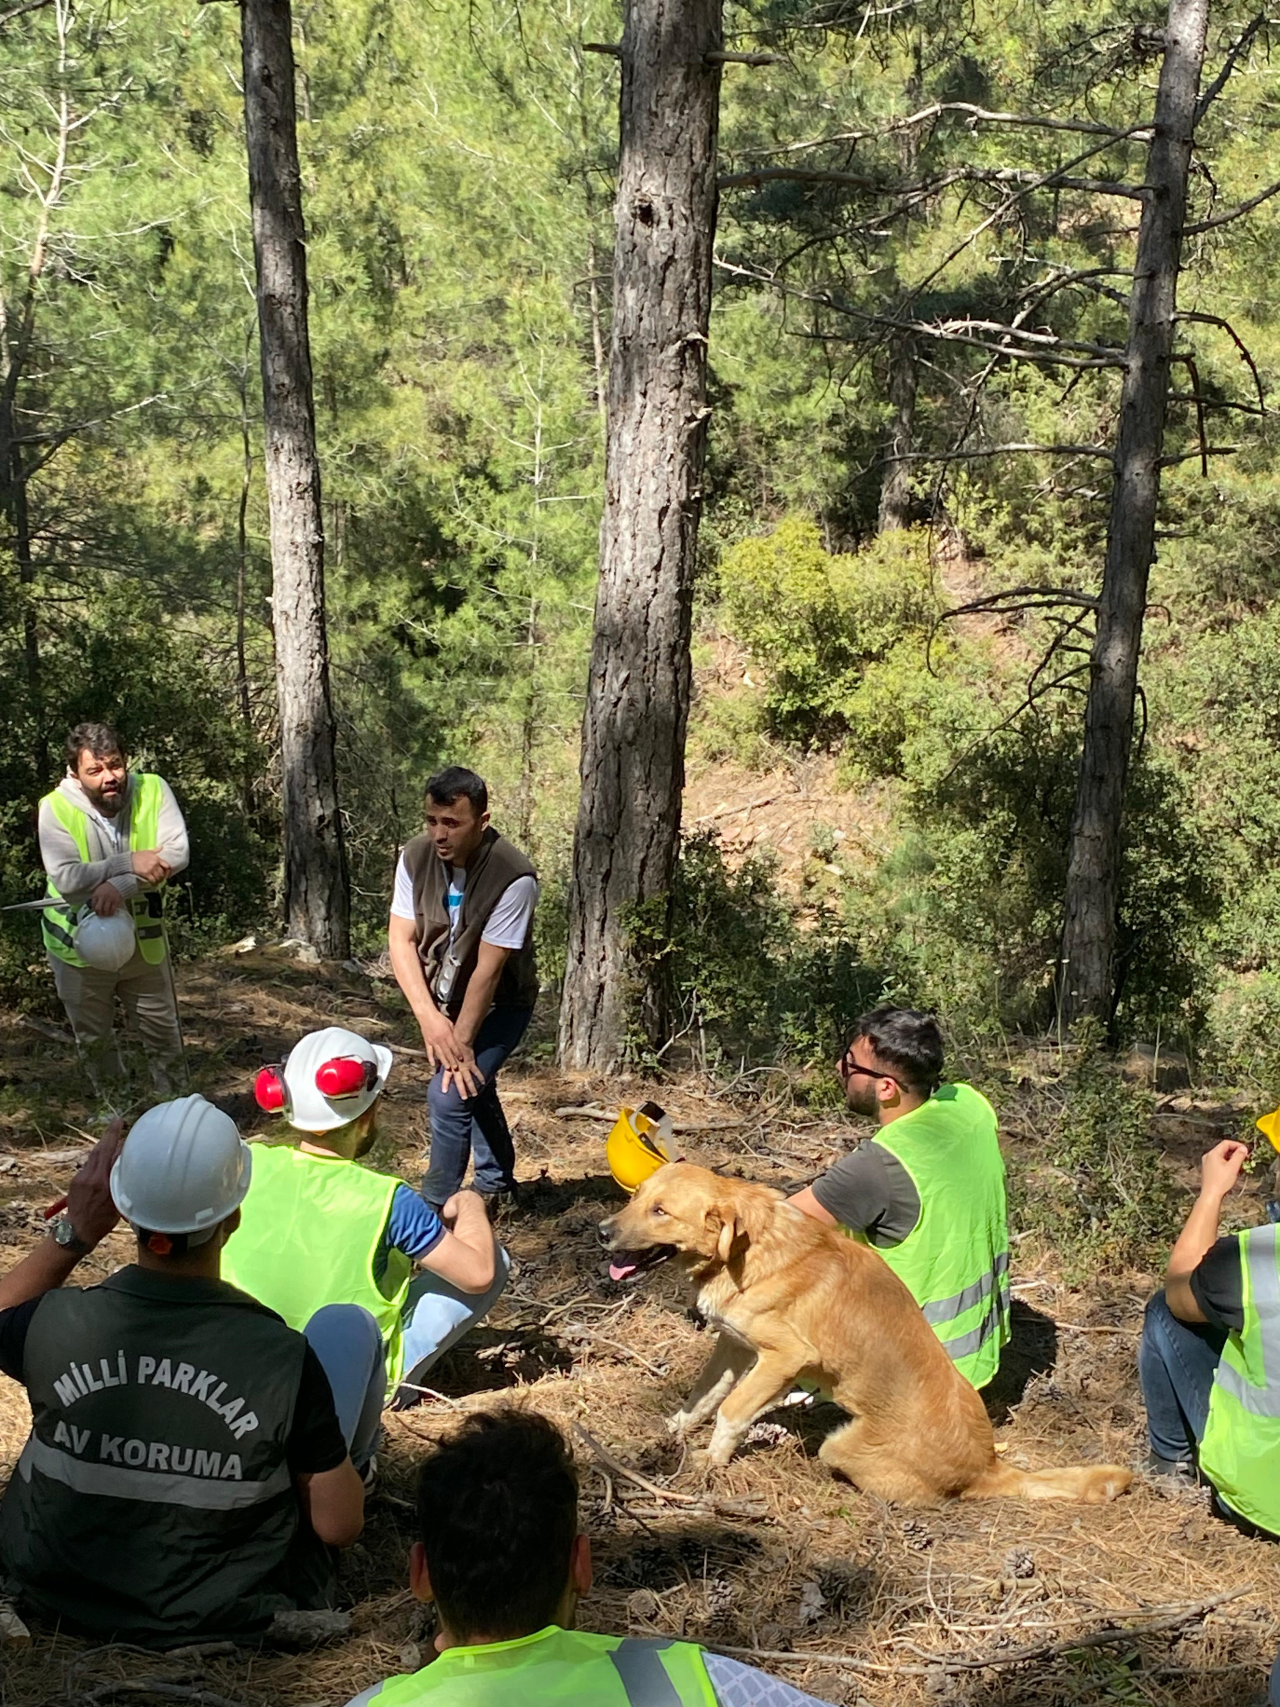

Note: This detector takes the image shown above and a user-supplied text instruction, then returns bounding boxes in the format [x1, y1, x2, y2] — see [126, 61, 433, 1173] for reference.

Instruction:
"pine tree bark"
[558, 0, 723, 1070]
[1058, 0, 1209, 1025]
[240, 0, 349, 957]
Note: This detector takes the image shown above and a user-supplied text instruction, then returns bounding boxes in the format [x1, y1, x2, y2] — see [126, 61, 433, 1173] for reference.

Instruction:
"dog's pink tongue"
[609, 1259, 638, 1282]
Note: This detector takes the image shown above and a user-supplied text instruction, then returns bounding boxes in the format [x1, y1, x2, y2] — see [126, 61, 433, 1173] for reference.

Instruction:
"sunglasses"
[838, 1052, 907, 1091]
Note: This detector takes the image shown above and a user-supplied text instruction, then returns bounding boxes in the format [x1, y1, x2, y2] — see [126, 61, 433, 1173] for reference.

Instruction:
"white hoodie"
[37, 773, 190, 907]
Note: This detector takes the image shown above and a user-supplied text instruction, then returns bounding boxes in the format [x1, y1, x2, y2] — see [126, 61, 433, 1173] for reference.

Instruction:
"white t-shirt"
[390, 853, 538, 952]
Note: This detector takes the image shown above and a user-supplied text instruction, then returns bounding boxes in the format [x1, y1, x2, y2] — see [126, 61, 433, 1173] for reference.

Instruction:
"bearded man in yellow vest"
[1139, 1135, 1280, 1539]
[790, 1006, 1010, 1389]
[37, 722, 189, 1095]
[341, 1407, 838, 1707]
[222, 1027, 508, 1411]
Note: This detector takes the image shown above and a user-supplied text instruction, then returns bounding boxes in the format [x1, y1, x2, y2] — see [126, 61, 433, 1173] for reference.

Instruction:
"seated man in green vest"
[37, 720, 189, 1095]
[1138, 1134, 1280, 1537]
[342, 1407, 837, 1707]
[223, 1026, 508, 1410]
[0, 1100, 370, 1643]
[789, 1006, 1010, 1389]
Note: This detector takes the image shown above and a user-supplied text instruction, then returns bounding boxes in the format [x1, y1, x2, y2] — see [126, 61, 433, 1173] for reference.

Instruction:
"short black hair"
[415, 1408, 578, 1641]
[66, 721, 125, 770]
[847, 1006, 944, 1094]
[425, 766, 487, 816]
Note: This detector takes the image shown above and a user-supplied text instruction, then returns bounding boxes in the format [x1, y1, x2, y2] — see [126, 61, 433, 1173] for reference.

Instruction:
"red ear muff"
[315, 1056, 378, 1099]
[254, 1066, 288, 1112]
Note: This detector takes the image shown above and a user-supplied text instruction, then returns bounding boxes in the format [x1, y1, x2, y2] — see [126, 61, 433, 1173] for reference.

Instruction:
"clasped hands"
[420, 1010, 485, 1099]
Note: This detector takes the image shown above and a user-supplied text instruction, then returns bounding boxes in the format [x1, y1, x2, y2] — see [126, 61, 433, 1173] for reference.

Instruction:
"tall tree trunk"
[1058, 0, 1209, 1026]
[558, 0, 723, 1070]
[877, 333, 917, 533]
[240, 0, 349, 958]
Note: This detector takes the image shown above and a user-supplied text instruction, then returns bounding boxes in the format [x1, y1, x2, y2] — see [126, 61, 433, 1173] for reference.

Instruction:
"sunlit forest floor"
[2, 948, 1276, 1707]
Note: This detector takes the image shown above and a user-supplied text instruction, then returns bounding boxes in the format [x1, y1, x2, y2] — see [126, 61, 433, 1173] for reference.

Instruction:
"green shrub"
[1008, 1030, 1179, 1278]
[718, 517, 935, 746]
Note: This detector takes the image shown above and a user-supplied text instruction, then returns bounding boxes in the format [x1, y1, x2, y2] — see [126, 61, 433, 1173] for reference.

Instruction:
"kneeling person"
[0, 1101, 368, 1644]
[223, 1027, 507, 1407]
[344, 1407, 836, 1707]
[790, 1007, 1010, 1389]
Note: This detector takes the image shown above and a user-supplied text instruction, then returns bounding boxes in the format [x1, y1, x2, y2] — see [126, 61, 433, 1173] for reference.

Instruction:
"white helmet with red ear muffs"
[254, 1026, 393, 1132]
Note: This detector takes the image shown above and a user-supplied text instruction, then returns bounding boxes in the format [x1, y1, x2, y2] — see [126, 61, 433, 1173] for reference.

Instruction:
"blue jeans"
[394, 1247, 512, 1404]
[422, 1006, 532, 1205]
[303, 1304, 385, 1472]
[1137, 1290, 1227, 1461]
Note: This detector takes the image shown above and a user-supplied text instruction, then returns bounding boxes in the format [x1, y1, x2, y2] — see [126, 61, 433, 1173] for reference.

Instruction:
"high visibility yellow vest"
[40, 774, 167, 967]
[221, 1144, 411, 1390]
[368, 1625, 719, 1707]
[851, 1084, 1011, 1389]
[1199, 1225, 1280, 1534]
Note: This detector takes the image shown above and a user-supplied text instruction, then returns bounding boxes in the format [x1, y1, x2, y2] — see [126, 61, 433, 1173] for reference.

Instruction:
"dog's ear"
[705, 1204, 741, 1264]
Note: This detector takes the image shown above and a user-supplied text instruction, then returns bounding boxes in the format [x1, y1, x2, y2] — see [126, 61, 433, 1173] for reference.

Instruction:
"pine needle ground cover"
[1, 953, 1275, 1707]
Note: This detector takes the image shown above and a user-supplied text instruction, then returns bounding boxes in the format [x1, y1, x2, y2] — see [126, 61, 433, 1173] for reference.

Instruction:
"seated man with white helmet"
[0, 1099, 378, 1643]
[222, 1027, 507, 1409]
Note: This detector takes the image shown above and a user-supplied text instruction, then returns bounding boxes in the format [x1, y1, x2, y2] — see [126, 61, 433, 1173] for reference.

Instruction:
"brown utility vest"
[402, 827, 538, 1015]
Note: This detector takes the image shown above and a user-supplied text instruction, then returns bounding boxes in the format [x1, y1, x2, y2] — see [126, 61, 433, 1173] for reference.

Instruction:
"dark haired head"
[847, 1006, 944, 1095]
[425, 766, 487, 817]
[66, 721, 125, 771]
[415, 1408, 578, 1641]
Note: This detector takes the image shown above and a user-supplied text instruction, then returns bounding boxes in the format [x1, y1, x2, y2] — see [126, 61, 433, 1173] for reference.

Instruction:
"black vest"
[403, 826, 538, 1014]
[0, 1268, 333, 1643]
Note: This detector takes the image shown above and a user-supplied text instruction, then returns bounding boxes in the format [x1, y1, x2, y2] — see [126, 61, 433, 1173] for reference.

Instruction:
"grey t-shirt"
[809, 1138, 921, 1247]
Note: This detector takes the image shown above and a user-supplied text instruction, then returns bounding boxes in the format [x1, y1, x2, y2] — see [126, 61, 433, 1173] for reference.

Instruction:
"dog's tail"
[962, 1459, 1133, 1503]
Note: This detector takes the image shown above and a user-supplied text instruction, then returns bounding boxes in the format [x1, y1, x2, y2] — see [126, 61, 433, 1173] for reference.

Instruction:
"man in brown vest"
[387, 768, 538, 1211]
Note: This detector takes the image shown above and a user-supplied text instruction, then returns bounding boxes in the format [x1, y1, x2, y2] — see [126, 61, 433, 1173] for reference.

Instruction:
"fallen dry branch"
[709, 1586, 1251, 1676]
[72, 1685, 249, 1707]
[573, 1425, 768, 1520]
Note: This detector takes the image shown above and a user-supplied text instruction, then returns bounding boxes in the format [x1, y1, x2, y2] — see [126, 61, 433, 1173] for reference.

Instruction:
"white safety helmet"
[74, 908, 136, 972]
[110, 1095, 252, 1236]
[255, 1025, 393, 1133]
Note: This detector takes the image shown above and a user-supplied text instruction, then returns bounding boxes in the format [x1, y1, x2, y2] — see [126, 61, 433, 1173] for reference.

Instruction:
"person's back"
[223, 1028, 505, 1406]
[343, 1409, 836, 1707]
[0, 1098, 364, 1645]
[5, 1264, 331, 1639]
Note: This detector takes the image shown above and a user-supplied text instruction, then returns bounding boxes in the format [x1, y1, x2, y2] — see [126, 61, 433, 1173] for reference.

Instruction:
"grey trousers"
[50, 948, 185, 1096]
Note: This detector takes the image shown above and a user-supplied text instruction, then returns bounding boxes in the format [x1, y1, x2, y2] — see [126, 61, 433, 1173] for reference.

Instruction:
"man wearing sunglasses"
[790, 1006, 1010, 1389]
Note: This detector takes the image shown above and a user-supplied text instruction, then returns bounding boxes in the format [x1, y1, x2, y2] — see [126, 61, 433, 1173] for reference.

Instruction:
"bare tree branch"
[895, 442, 1113, 461]
[1194, 10, 1269, 123]
[732, 103, 1151, 159]
[1176, 308, 1266, 410]
[0, 0, 53, 26]
[719, 164, 1147, 200]
[1184, 175, 1280, 234]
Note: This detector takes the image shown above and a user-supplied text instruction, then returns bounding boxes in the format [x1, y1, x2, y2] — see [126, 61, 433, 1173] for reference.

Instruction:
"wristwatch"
[51, 1214, 92, 1257]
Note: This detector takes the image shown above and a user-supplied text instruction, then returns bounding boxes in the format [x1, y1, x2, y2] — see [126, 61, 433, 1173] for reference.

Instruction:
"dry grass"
[1, 951, 1277, 1707]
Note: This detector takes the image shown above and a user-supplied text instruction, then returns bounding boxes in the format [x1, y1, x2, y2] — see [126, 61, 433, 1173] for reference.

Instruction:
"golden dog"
[601, 1162, 1131, 1507]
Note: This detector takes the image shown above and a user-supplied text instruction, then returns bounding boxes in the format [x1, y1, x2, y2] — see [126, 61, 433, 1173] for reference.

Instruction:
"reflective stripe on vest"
[1200, 1225, 1280, 1533]
[17, 1434, 291, 1510]
[368, 1625, 718, 1707]
[40, 774, 167, 967]
[852, 1084, 1011, 1389]
[221, 1146, 409, 1391]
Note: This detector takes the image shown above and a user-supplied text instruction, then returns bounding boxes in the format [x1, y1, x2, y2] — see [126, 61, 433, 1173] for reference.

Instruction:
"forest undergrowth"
[2, 945, 1278, 1707]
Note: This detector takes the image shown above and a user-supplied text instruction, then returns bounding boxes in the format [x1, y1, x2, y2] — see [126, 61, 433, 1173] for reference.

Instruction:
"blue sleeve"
[388, 1185, 446, 1260]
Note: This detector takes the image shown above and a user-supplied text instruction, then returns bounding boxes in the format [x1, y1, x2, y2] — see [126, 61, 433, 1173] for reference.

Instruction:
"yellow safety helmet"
[607, 1102, 673, 1194]
[1256, 1107, 1280, 1152]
